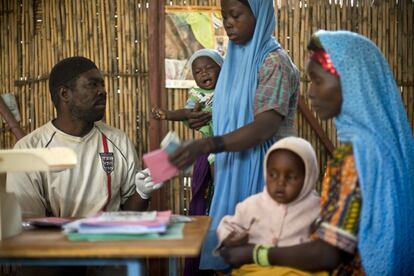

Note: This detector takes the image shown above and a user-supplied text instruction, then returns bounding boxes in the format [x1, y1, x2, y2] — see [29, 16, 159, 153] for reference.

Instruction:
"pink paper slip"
[143, 149, 178, 183]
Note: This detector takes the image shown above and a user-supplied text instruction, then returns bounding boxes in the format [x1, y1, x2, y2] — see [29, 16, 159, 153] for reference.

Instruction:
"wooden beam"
[298, 96, 335, 155]
[148, 0, 165, 153]
[147, 2, 168, 275]
[147, 0, 167, 211]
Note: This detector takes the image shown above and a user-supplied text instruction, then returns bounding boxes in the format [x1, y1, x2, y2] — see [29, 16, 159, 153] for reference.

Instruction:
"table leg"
[168, 257, 177, 276]
[126, 259, 141, 276]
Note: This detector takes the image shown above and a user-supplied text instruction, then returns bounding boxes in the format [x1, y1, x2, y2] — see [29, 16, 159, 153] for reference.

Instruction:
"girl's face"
[266, 149, 305, 204]
[221, 0, 256, 45]
[306, 59, 342, 120]
[192, 56, 221, 90]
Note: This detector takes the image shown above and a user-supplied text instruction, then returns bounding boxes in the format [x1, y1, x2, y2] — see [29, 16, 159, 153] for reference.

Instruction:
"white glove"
[135, 168, 164, 199]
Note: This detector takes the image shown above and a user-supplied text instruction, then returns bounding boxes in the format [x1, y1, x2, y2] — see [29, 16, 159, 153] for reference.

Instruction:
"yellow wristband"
[257, 245, 271, 266]
[253, 244, 270, 266]
[252, 244, 261, 265]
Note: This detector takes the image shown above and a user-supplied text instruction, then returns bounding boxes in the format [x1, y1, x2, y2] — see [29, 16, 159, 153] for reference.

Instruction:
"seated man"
[7, 56, 162, 218]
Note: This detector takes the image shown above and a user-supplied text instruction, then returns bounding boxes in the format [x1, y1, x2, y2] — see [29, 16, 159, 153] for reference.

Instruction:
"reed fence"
[1, 1, 413, 275]
[1, 0, 413, 215]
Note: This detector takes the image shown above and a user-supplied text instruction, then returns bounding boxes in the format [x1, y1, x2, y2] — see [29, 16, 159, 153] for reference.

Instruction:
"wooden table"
[0, 216, 211, 276]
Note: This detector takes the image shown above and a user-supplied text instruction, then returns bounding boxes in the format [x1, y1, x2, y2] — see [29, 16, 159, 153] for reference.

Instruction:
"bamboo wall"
[1, 0, 413, 216]
[0, 0, 151, 170]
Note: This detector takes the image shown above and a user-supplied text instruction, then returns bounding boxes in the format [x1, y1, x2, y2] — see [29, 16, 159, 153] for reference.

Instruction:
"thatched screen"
[1, 0, 413, 215]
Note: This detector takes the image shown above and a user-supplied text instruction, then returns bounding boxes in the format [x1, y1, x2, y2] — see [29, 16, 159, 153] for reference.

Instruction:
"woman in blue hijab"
[170, 0, 300, 271]
[219, 30, 414, 276]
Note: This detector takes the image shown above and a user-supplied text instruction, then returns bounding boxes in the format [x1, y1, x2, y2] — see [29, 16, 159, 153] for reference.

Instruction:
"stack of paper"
[64, 211, 180, 241]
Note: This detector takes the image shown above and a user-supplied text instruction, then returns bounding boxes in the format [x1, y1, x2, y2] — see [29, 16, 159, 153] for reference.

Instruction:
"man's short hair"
[49, 56, 98, 108]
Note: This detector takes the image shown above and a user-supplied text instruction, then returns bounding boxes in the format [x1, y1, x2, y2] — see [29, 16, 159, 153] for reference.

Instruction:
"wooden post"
[298, 96, 335, 156]
[148, 1, 168, 275]
[148, 0, 166, 209]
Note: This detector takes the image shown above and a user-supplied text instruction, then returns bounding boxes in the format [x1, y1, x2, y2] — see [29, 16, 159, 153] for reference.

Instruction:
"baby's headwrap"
[263, 137, 319, 203]
[308, 36, 339, 77]
[188, 49, 224, 68]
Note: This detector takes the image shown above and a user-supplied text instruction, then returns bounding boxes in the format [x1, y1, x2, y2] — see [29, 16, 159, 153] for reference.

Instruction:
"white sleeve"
[120, 135, 139, 204]
[7, 170, 48, 218]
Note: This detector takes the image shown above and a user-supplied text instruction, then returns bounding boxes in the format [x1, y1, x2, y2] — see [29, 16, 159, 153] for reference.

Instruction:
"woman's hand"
[169, 139, 210, 170]
[220, 244, 255, 268]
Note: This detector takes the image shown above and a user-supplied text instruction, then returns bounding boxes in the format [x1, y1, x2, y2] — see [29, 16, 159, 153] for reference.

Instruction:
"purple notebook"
[26, 217, 72, 228]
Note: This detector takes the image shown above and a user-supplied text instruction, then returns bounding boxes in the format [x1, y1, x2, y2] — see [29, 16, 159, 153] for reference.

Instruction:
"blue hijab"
[317, 30, 414, 275]
[200, 0, 281, 270]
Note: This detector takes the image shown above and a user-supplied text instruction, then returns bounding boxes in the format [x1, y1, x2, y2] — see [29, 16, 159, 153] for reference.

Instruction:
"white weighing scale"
[0, 147, 76, 240]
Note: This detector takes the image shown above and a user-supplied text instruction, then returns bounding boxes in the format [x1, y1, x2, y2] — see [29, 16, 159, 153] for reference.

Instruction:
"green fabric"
[173, 12, 214, 49]
[186, 12, 214, 49]
[66, 223, 184, 241]
[184, 87, 214, 138]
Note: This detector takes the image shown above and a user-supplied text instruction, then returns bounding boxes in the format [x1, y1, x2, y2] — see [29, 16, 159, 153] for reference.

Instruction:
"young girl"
[219, 31, 414, 276]
[216, 137, 320, 251]
[169, 0, 300, 270]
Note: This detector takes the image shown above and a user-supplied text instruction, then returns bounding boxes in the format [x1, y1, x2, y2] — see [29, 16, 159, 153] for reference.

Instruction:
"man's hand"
[135, 168, 164, 199]
[220, 244, 255, 268]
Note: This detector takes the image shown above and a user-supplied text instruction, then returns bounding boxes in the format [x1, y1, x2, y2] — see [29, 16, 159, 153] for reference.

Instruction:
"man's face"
[67, 69, 107, 123]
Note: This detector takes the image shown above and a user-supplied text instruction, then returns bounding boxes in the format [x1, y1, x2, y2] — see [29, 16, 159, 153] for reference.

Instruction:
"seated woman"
[219, 30, 414, 275]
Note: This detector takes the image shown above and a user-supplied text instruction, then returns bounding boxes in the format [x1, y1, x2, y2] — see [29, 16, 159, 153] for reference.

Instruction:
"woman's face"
[306, 59, 342, 120]
[221, 0, 256, 45]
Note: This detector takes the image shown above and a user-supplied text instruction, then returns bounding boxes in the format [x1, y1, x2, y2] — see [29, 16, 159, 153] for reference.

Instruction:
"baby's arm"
[216, 201, 255, 251]
[151, 107, 190, 121]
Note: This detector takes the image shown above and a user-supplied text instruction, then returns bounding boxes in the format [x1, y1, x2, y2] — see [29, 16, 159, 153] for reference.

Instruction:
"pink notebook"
[143, 149, 178, 183]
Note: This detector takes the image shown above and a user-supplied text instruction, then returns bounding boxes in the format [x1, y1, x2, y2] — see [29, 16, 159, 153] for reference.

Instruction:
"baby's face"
[266, 149, 305, 204]
[192, 56, 221, 90]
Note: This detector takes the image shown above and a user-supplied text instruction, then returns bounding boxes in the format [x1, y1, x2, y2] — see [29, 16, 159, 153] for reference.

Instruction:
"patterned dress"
[254, 48, 299, 140]
[311, 144, 364, 275]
